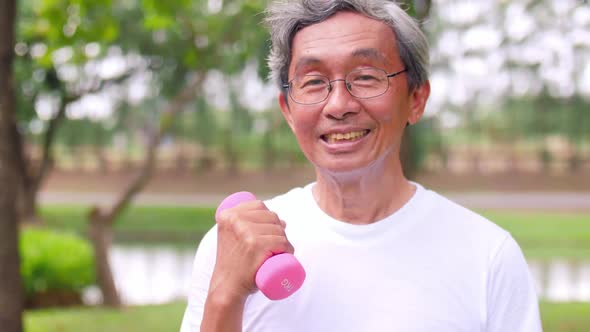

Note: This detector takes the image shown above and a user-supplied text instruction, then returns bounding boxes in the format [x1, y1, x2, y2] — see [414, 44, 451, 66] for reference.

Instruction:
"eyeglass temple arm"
[386, 68, 407, 78]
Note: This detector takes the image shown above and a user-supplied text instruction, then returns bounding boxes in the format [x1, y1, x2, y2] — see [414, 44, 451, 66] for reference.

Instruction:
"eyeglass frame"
[282, 67, 408, 105]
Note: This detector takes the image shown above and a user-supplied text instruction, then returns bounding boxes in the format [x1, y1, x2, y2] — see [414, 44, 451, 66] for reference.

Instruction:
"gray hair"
[265, 0, 429, 94]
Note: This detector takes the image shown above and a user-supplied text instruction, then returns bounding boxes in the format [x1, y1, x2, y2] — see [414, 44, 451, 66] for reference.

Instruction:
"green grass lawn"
[40, 205, 217, 244]
[24, 301, 590, 332]
[40, 205, 216, 233]
[40, 205, 590, 258]
[479, 210, 590, 259]
[25, 302, 185, 332]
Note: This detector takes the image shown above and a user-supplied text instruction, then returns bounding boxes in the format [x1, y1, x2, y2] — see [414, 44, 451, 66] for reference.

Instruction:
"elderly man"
[180, 1, 542, 331]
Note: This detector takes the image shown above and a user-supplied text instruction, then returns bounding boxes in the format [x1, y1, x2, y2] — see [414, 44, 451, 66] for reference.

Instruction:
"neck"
[312, 155, 416, 225]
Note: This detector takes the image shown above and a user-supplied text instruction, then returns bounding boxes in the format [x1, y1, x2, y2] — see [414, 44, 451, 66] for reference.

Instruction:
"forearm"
[201, 290, 247, 332]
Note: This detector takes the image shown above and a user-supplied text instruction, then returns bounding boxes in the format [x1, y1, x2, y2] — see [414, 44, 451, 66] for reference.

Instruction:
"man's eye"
[300, 78, 326, 88]
[354, 75, 378, 82]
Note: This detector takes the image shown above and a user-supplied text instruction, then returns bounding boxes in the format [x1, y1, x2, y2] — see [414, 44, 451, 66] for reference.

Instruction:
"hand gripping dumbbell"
[215, 191, 306, 300]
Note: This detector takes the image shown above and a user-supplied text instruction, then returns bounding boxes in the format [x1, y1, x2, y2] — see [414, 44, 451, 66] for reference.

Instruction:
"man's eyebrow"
[292, 48, 389, 74]
[293, 56, 322, 74]
[350, 48, 389, 64]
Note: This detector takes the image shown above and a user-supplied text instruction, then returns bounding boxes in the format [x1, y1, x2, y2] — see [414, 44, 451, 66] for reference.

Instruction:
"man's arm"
[200, 287, 247, 332]
[180, 227, 217, 332]
[179, 228, 249, 332]
[486, 235, 542, 332]
[180, 200, 293, 332]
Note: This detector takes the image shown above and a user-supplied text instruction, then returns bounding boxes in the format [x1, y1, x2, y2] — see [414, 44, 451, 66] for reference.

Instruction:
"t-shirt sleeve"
[180, 226, 217, 332]
[485, 235, 542, 332]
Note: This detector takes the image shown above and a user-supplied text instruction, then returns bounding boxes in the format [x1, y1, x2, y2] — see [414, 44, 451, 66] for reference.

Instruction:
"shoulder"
[415, 184, 512, 257]
[425, 186, 508, 234]
[264, 183, 314, 215]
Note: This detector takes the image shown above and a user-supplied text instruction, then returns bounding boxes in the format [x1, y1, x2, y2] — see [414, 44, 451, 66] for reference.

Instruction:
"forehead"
[290, 11, 399, 74]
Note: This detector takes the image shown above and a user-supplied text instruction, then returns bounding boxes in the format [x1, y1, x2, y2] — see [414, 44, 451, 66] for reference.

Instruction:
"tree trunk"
[88, 208, 122, 307]
[0, 0, 25, 330]
[18, 185, 41, 224]
[263, 129, 275, 172]
[94, 145, 110, 174]
[15, 69, 134, 225]
[471, 148, 482, 174]
[568, 144, 581, 172]
[15, 86, 67, 225]
[196, 149, 215, 172]
[175, 144, 189, 173]
[223, 128, 239, 176]
[87, 74, 205, 307]
[11, 121, 44, 225]
[263, 111, 280, 172]
[400, 128, 417, 180]
[539, 145, 552, 174]
[73, 146, 86, 171]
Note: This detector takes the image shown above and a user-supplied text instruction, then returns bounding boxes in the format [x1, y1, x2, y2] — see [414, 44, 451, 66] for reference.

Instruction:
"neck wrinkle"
[312, 155, 415, 225]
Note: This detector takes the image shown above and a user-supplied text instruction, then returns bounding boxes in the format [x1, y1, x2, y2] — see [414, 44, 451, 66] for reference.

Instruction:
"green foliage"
[193, 98, 217, 148]
[406, 117, 443, 171]
[14, 0, 274, 171]
[58, 118, 113, 148]
[23, 301, 590, 332]
[11, 0, 589, 178]
[478, 96, 590, 146]
[20, 228, 96, 296]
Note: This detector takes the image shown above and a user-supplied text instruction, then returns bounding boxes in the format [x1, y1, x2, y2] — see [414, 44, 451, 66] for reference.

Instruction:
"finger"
[216, 200, 269, 223]
[229, 222, 287, 244]
[238, 210, 282, 225]
[219, 210, 281, 230]
[243, 235, 295, 261]
[253, 223, 288, 236]
[256, 234, 295, 256]
[232, 200, 268, 212]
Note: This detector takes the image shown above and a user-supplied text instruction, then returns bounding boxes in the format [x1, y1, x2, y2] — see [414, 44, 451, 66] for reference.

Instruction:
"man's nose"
[322, 80, 360, 120]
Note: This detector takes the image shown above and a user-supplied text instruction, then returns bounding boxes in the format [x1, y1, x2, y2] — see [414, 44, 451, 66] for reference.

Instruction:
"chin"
[314, 158, 374, 175]
[312, 148, 397, 176]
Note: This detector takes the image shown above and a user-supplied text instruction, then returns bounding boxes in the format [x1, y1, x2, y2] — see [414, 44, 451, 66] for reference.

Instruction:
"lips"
[321, 129, 370, 144]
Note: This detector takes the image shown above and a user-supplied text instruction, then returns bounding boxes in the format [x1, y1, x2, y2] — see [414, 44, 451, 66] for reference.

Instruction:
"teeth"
[326, 130, 367, 143]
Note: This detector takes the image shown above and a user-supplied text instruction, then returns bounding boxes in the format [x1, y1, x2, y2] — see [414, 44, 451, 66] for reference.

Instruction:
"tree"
[13, 0, 139, 224]
[88, 74, 205, 306]
[0, 0, 25, 330]
[8, 0, 271, 306]
[86, 0, 270, 306]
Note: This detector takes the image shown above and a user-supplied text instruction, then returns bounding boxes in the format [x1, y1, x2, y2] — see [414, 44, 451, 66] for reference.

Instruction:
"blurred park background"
[1, 0, 589, 331]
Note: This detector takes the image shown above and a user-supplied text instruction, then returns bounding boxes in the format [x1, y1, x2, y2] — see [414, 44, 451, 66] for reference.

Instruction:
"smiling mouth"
[321, 130, 370, 144]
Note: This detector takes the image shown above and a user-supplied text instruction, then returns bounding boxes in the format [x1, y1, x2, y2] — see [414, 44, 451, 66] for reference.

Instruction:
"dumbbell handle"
[215, 192, 305, 300]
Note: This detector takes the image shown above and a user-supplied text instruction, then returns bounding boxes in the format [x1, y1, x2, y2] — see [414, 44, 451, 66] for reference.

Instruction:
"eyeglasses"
[283, 67, 407, 105]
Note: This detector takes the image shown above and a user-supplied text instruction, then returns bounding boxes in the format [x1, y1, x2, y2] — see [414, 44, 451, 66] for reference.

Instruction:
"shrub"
[20, 228, 96, 297]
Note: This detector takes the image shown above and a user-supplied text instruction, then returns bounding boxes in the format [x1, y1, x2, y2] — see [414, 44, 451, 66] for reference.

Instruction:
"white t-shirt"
[180, 183, 542, 332]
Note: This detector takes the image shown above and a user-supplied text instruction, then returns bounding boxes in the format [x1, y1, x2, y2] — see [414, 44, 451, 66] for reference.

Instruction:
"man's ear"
[407, 80, 430, 125]
[278, 91, 295, 131]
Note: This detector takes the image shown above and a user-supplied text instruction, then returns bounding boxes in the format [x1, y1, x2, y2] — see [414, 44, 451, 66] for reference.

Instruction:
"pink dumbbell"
[215, 191, 306, 301]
